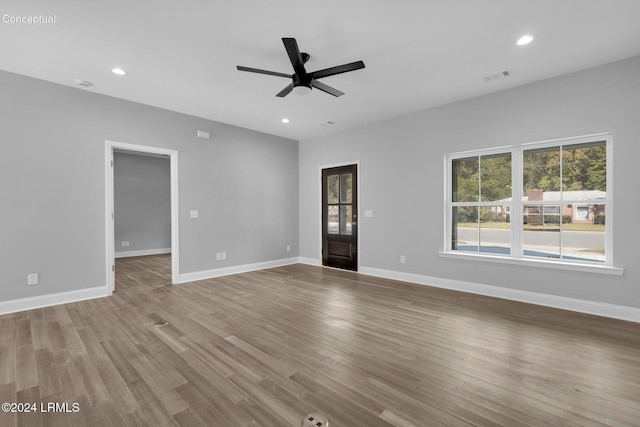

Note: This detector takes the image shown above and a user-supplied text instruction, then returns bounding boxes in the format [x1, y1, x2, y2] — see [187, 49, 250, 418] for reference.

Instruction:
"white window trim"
[441, 133, 623, 276]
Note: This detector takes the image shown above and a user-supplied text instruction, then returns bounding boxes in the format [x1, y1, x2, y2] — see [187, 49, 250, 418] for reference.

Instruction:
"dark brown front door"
[322, 165, 357, 271]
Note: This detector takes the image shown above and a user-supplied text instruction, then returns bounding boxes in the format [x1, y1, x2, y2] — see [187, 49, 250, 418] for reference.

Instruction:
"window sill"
[438, 251, 624, 276]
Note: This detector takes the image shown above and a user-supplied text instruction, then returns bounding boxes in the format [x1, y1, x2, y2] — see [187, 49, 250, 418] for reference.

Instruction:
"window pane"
[340, 174, 352, 203]
[452, 206, 478, 252]
[328, 205, 339, 234]
[340, 205, 352, 235]
[480, 153, 511, 202]
[523, 205, 560, 259]
[479, 206, 510, 255]
[562, 141, 606, 197]
[562, 204, 605, 263]
[452, 157, 479, 202]
[523, 146, 560, 194]
[327, 175, 339, 204]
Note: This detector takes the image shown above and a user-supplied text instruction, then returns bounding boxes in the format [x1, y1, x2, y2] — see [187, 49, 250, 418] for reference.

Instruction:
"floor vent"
[302, 413, 329, 427]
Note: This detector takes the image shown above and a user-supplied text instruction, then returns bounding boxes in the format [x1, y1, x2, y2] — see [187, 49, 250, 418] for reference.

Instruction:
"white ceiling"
[2, 0, 640, 141]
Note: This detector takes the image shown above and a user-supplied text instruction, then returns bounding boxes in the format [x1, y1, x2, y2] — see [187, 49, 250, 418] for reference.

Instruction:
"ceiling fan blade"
[282, 38, 306, 75]
[237, 66, 291, 79]
[310, 80, 344, 97]
[275, 83, 294, 97]
[310, 60, 365, 80]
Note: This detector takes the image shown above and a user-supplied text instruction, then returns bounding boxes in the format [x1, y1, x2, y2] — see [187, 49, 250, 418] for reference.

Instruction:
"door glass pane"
[340, 205, 352, 235]
[480, 153, 511, 202]
[452, 206, 478, 252]
[479, 206, 510, 255]
[328, 205, 339, 234]
[327, 175, 339, 204]
[562, 141, 606, 197]
[340, 174, 352, 203]
[523, 205, 560, 259]
[452, 157, 479, 202]
[562, 203, 605, 263]
[523, 147, 560, 197]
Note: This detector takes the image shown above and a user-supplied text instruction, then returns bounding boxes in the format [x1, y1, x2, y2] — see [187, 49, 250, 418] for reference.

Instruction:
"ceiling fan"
[237, 37, 365, 98]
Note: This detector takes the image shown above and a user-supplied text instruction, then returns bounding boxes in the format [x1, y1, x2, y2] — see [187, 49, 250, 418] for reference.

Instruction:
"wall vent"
[197, 130, 210, 139]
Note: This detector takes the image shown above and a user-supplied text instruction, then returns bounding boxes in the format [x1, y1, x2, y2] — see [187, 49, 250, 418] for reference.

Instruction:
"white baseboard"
[115, 248, 171, 258]
[5, 258, 636, 323]
[0, 257, 296, 316]
[298, 257, 322, 266]
[359, 266, 640, 323]
[296, 257, 640, 323]
[177, 257, 300, 284]
[0, 286, 110, 316]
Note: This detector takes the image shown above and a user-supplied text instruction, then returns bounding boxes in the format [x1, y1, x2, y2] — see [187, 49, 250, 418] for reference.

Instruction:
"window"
[451, 153, 512, 255]
[445, 134, 613, 269]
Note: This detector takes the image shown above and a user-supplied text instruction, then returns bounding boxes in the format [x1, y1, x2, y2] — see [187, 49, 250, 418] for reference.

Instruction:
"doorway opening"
[105, 141, 179, 293]
[321, 163, 358, 271]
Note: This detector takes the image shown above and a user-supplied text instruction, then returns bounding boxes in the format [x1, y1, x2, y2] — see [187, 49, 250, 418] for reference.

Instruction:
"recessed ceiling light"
[111, 67, 128, 76]
[516, 35, 534, 46]
[281, 118, 290, 123]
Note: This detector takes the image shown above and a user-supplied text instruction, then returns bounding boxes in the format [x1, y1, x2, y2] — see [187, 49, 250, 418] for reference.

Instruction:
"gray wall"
[0, 70, 298, 302]
[114, 152, 171, 254]
[299, 56, 640, 309]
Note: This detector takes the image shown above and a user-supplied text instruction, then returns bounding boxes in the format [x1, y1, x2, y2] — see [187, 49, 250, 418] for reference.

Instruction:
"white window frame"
[440, 133, 623, 276]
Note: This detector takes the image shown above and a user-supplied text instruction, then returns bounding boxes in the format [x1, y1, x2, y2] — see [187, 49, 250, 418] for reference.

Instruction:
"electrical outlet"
[216, 252, 221, 261]
[221, 252, 227, 260]
[28, 273, 39, 286]
[400, 255, 406, 264]
[286, 245, 291, 252]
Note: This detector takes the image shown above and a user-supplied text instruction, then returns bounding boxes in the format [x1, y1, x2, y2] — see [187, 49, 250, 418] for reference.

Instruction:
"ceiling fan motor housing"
[292, 73, 312, 89]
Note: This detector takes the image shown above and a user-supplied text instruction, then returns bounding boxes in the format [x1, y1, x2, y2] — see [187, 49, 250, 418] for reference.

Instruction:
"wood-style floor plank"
[0, 254, 639, 426]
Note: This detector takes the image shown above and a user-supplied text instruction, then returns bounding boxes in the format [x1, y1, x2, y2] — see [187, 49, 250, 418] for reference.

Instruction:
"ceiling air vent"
[483, 70, 512, 82]
[76, 80, 93, 88]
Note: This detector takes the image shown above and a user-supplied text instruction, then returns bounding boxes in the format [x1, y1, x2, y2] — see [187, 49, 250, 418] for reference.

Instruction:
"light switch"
[190, 210, 199, 219]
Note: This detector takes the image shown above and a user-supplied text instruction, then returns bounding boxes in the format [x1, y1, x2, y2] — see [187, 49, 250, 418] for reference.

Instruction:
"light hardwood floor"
[1, 254, 639, 426]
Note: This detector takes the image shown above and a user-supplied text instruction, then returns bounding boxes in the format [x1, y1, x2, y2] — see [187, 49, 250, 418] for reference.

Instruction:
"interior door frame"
[318, 160, 360, 271]
[105, 140, 180, 293]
